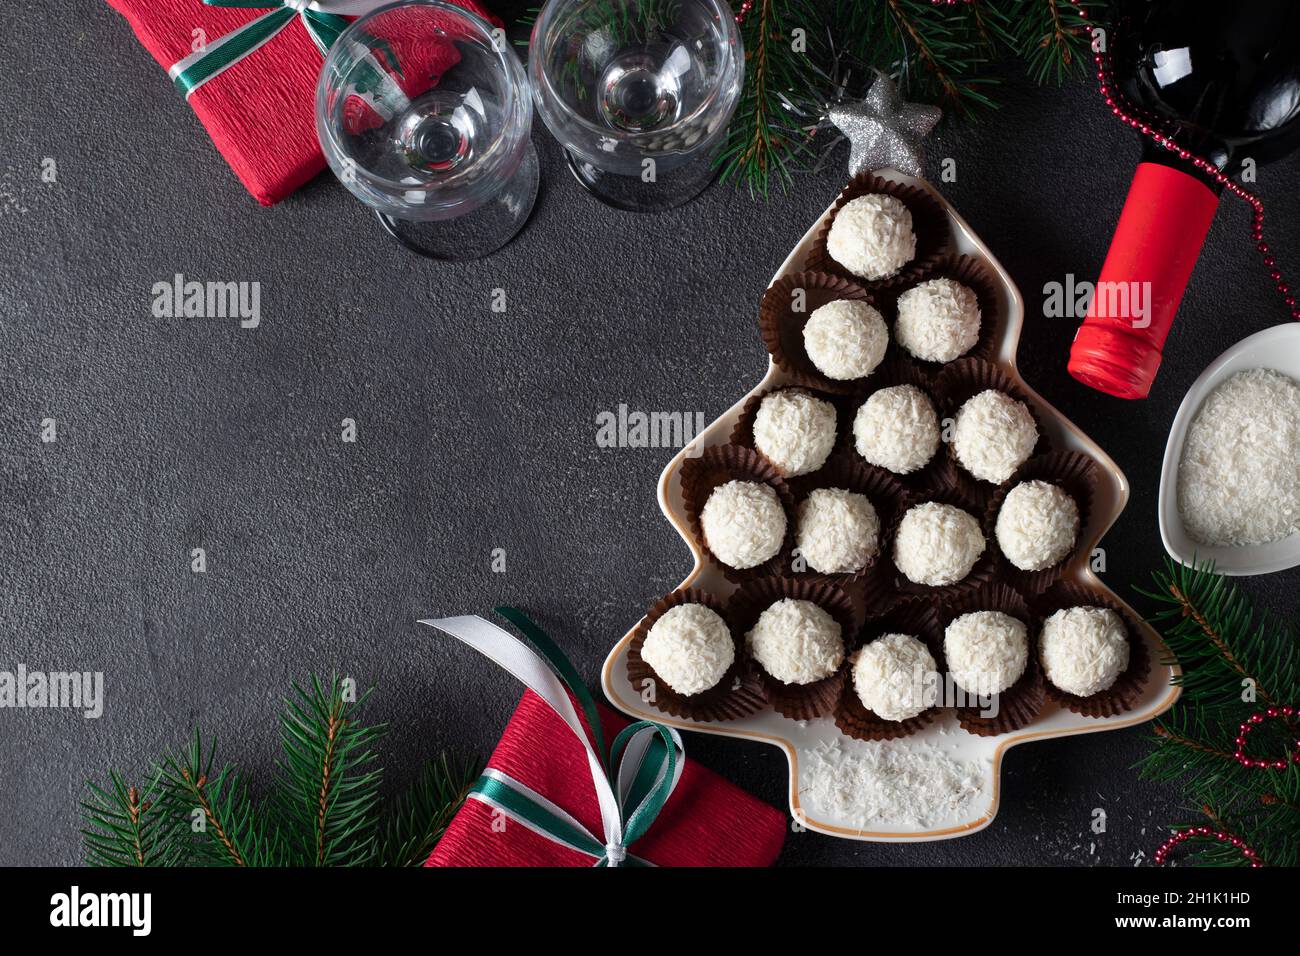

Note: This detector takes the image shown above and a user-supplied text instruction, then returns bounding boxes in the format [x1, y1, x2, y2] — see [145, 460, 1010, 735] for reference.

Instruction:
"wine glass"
[529, 0, 744, 212]
[316, 1, 539, 259]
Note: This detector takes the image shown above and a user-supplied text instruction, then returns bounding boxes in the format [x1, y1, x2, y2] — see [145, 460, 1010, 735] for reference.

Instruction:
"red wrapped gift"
[422, 612, 787, 868]
[107, 0, 501, 206]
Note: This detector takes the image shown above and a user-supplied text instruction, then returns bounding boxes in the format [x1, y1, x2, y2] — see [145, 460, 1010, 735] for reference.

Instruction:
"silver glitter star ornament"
[828, 71, 942, 178]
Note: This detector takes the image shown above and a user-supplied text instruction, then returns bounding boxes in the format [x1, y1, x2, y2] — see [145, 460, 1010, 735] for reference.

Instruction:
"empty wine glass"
[316, 1, 538, 259]
[529, 0, 744, 212]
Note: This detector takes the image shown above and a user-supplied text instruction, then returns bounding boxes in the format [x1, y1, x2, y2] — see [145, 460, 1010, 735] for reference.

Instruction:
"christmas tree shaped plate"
[601, 171, 1179, 842]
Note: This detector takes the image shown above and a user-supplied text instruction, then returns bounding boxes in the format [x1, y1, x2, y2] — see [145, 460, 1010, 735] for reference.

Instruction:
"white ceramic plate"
[1158, 323, 1300, 576]
[601, 171, 1179, 842]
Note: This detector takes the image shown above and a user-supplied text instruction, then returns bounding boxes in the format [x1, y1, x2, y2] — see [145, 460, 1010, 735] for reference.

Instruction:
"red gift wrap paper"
[107, 0, 500, 205]
[426, 691, 788, 867]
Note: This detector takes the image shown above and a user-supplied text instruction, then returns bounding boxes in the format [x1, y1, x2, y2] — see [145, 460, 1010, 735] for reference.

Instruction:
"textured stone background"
[2, 2, 1298, 866]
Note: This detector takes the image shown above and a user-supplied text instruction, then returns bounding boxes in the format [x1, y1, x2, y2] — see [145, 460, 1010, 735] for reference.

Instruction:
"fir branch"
[1001, 1, 1099, 85]
[1136, 560, 1300, 868]
[80, 770, 183, 867]
[156, 732, 284, 867]
[714, 0, 819, 196]
[274, 676, 386, 867]
[375, 753, 481, 866]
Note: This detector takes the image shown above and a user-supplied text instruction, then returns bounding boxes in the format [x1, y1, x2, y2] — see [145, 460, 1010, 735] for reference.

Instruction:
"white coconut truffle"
[853, 385, 940, 475]
[825, 194, 916, 281]
[996, 480, 1080, 572]
[1039, 606, 1130, 697]
[746, 598, 844, 685]
[751, 389, 837, 477]
[700, 480, 786, 570]
[852, 633, 937, 721]
[894, 278, 981, 362]
[893, 501, 986, 586]
[953, 389, 1039, 484]
[641, 603, 734, 696]
[943, 611, 1028, 696]
[802, 299, 888, 381]
[796, 488, 881, 574]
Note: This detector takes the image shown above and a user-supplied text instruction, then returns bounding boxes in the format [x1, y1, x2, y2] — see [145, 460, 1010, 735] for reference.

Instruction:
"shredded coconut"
[1177, 367, 1300, 547]
[801, 738, 985, 829]
[995, 479, 1079, 571]
[853, 384, 941, 474]
[752, 388, 837, 477]
[796, 487, 881, 573]
[700, 480, 786, 570]
[641, 604, 734, 696]
[802, 299, 888, 381]
[953, 389, 1038, 484]
[894, 278, 981, 362]
[1038, 606, 1129, 697]
[852, 633, 937, 721]
[825, 194, 916, 280]
[893, 501, 986, 586]
[943, 611, 1028, 696]
[746, 598, 844, 685]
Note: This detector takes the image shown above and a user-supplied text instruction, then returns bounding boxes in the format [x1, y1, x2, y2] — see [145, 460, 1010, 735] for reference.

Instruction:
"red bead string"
[1234, 705, 1300, 770]
[733, 0, 752, 24]
[1154, 826, 1263, 867]
[1070, 3, 1299, 319]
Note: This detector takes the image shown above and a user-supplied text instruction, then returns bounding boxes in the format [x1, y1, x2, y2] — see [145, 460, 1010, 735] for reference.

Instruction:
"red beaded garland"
[1154, 826, 1263, 867]
[733, 0, 752, 24]
[1233, 705, 1300, 770]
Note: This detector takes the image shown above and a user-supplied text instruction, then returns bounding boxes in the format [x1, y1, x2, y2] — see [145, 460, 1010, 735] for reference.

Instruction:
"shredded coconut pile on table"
[801, 738, 985, 829]
[1177, 367, 1300, 547]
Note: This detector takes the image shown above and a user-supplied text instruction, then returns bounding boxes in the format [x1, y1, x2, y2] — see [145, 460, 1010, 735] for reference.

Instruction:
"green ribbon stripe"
[169, 1, 350, 98]
[482, 607, 682, 866]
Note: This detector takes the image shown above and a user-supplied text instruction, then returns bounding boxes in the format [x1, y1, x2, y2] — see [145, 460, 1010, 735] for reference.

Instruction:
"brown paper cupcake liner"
[838, 360, 949, 495]
[938, 582, 1046, 736]
[727, 576, 863, 720]
[835, 599, 945, 741]
[876, 254, 1004, 367]
[984, 451, 1101, 597]
[679, 444, 796, 584]
[730, 385, 853, 480]
[758, 271, 885, 395]
[786, 453, 906, 589]
[1032, 581, 1152, 719]
[806, 173, 951, 292]
[889, 484, 997, 600]
[627, 588, 768, 723]
[932, 358, 1053, 509]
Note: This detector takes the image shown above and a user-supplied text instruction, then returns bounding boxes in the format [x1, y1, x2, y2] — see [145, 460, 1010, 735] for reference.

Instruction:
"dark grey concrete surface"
[2, 2, 1298, 867]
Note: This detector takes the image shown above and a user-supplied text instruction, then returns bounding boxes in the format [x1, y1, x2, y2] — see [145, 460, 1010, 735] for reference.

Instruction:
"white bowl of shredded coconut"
[1160, 323, 1300, 575]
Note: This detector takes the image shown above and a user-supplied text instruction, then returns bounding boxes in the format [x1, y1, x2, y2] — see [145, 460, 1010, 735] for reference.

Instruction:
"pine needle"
[1134, 559, 1300, 867]
[375, 753, 481, 866]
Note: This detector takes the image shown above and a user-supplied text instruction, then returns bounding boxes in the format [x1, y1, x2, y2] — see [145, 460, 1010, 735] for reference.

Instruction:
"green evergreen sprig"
[1135, 559, 1300, 868]
[276, 676, 385, 867]
[81, 676, 480, 868]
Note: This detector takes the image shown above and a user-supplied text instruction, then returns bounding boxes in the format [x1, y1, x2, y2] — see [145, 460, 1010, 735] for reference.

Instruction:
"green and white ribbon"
[420, 607, 685, 868]
[168, 0, 388, 98]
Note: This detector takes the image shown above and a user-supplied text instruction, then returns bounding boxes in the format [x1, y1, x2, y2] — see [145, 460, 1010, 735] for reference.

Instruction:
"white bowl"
[1158, 323, 1300, 575]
